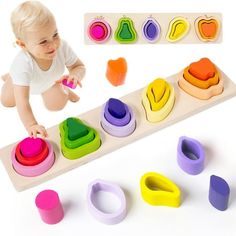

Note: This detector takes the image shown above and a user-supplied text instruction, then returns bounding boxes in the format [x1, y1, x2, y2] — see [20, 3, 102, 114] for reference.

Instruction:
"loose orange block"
[106, 57, 127, 86]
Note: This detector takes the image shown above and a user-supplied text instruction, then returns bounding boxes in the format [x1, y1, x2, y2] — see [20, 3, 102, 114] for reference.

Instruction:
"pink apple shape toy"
[35, 189, 64, 224]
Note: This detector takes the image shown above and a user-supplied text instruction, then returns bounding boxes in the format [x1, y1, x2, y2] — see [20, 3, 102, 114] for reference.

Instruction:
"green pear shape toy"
[115, 17, 137, 43]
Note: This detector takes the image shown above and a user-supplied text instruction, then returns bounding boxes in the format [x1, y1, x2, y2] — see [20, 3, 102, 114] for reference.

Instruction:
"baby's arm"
[14, 85, 48, 138]
[68, 58, 86, 79]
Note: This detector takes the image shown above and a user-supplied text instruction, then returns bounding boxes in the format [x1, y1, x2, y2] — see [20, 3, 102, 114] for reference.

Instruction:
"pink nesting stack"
[11, 137, 55, 177]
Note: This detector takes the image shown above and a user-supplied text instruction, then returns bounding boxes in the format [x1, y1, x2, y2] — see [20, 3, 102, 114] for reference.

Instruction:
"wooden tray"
[0, 68, 235, 191]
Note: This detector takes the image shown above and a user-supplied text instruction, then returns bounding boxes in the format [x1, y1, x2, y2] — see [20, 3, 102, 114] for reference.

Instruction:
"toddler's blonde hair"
[11, 1, 55, 40]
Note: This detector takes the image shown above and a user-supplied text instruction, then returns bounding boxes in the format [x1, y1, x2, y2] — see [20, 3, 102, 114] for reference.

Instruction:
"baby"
[0, 1, 85, 138]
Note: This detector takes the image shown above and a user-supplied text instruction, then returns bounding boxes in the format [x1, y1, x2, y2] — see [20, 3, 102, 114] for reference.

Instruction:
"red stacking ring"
[15, 140, 49, 166]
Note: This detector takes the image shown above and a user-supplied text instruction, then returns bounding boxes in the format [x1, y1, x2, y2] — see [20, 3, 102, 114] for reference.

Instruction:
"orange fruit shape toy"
[189, 58, 216, 81]
[106, 58, 127, 86]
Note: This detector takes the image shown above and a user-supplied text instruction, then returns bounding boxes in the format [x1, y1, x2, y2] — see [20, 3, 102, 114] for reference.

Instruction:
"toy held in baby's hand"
[62, 75, 77, 89]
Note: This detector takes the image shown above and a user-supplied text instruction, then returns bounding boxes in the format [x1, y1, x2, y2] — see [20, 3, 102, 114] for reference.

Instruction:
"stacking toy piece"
[59, 117, 101, 160]
[87, 179, 127, 224]
[142, 17, 161, 43]
[106, 57, 127, 86]
[20, 138, 43, 157]
[195, 16, 220, 42]
[189, 58, 216, 80]
[209, 175, 230, 211]
[140, 172, 181, 207]
[101, 98, 136, 137]
[166, 17, 190, 42]
[178, 58, 224, 99]
[142, 78, 175, 122]
[177, 136, 205, 175]
[88, 19, 111, 43]
[62, 77, 77, 89]
[35, 190, 64, 224]
[11, 137, 55, 177]
[115, 17, 137, 43]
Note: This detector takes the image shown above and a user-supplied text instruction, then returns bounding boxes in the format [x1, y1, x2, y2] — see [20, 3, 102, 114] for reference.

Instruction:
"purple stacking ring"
[104, 100, 131, 126]
[101, 104, 136, 137]
[177, 136, 205, 175]
[87, 179, 127, 225]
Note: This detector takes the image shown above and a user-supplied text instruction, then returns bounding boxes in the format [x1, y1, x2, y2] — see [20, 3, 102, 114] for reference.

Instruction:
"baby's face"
[23, 18, 60, 61]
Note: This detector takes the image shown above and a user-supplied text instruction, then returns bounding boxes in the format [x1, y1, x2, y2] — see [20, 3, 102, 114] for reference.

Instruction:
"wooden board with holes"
[84, 13, 222, 44]
[0, 66, 236, 191]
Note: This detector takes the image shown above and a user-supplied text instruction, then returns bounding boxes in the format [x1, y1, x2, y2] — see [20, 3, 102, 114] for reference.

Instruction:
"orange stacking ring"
[183, 66, 219, 89]
[15, 140, 49, 166]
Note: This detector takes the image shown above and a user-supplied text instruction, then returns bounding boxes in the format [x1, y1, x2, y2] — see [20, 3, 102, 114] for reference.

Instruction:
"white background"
[0, 0, 236, 235]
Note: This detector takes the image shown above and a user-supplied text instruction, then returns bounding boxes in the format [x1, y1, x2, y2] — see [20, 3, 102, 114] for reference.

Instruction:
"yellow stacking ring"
[147, 79, 170, 111]
[142, 78, 175, 122]
[140, 172, 181, 207]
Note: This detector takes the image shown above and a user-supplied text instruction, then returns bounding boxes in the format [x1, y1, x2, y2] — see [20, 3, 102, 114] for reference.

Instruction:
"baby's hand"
[56, 74, 82, 89]
[58, 74, 82, 89]
[28, 124, 48, 139]
[68, 74, 82, 88]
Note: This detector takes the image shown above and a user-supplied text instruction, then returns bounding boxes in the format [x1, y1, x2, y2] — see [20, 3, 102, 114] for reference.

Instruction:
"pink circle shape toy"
[20, 137, 43, 158]
[35, 189, 64, 224]
[11, 140, 55, 177]
[88, 19, 111, 43]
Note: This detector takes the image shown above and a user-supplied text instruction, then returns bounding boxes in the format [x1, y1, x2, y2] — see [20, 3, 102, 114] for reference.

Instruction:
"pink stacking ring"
[87, 179, 127, 224]
[11, 140, 55, 177]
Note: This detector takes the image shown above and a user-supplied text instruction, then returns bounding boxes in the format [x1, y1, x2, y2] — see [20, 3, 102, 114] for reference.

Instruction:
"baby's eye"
[53, 33, 59, 38]
[39, 40, 47, 45]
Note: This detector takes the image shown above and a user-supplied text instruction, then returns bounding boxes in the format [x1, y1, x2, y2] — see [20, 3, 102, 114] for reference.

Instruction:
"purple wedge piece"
[108, 98, 126, 119]
[104, 98, 131, 127]
[209, 175, 230, 211]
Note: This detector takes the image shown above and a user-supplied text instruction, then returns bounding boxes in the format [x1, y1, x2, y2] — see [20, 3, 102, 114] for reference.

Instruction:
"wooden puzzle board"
[0, 68, 236, 191]
[84, 13, 222, 44]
